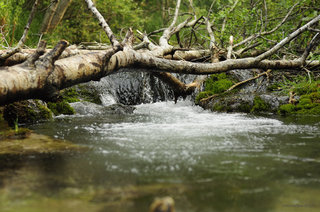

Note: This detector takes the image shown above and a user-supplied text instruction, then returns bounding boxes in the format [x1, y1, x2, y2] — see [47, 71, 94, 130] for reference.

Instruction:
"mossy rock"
[195, 91, 214, 104]
[61, 86, 102, 104]
[61, 88, 81, 103]
[196, 73, 234, 104]
[278, 91, 320, 115]
[47, 101, 75, 116]
[212, 103, 226, 112]
[251, 96, 270, 114]
[3, 100, 52, 126]
[279, 104, 296, 115]
[205, 73, 234, 94]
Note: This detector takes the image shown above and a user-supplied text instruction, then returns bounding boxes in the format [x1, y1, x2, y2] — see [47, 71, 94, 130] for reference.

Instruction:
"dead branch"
[0, 0, 39, 61]
[84, 0, 121, 48]
[255, 14, 320, 61]
[0, 1, 320, 106]
[233, 2, 300, 49]
[226, 69, 272, 92]
[300, 32, 320, 63]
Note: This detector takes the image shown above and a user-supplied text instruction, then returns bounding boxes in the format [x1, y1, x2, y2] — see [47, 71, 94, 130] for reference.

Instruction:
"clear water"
[1, 101, 320, 212]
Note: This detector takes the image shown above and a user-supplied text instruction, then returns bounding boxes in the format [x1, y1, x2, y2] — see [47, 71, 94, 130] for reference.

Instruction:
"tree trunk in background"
[40, 0, 72, 34]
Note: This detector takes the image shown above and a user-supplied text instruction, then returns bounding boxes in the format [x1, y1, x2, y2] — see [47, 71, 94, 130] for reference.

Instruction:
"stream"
[1, 100, 320, 212]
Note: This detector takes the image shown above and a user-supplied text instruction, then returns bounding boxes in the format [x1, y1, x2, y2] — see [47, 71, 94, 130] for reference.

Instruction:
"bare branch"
[160, 0, 182, 46]
[300, 32, 320, 63]
[207, 0, 217, 18]
[25, 40, 47, 67]
[37, 40, 69, 68]
[255, 14, 320, 61]
[234, 2, 299, 49]
[227, 36, 233, 59]
[0, 0, 39, 61]
[84, 0, 121, 48]
[236, 42, 262, 56]
[227, 69, 272, 92]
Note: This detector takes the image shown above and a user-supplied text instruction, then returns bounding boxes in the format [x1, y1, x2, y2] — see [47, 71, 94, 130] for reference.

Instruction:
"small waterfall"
[86, 69, 199, 106]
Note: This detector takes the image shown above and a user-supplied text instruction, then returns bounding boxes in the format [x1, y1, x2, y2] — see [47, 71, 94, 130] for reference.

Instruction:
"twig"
[0, 0, 39, 60]
[226, 69, 272, 91]
[255, 14, 320, 61]
[300, 32, 320, 63]
[200, 69, 272, 103]
[84, 0, 121, 48]
[234, 2, 300, 49]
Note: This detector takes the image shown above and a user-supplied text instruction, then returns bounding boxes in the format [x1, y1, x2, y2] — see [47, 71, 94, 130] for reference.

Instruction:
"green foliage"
[61, 88, 81, 103]
[195, 91, 214, 104]
[61, 86, 101, 104]
[277, 76, 320, 116]
[205, 73, 234, 93]
[1, 0, 318, 52]
[45, 0, 146, 44]
[196, 73, 234, 104]
[251, 96, 270, 113]
[278, 91, 320, 116]
[2, 100, 52, 126]
[47, 101, 75, 116]
[278, 75, 320, 95]
[279, 104, 296, 115]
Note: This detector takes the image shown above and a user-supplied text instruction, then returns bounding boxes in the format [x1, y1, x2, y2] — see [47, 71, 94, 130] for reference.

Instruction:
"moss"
[309, 105, 320, 114]
[77, 85, 102, 104]
[61, 86, 102, 104]
[278, 91, 320, 116]
[0, 128, 32, 140]
[61, 88, 80, 103]
[267, 83, 281, 92]
[293, 80, 320, 95]
[205, 73, 234, 94]
[195, 91, 214, 104]
[250, 96, 270, 114]
[298, 97, 312, 105]
[238, 103, 252, 113]
[3, 100, 52, 126]
[279, 104, 296, 115]
[196, 73, 234, 104]
[47, 101, 75, 116]
[212, 103, 226, 112]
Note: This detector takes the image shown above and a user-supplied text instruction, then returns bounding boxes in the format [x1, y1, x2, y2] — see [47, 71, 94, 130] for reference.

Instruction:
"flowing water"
[1, 100, 320, 212]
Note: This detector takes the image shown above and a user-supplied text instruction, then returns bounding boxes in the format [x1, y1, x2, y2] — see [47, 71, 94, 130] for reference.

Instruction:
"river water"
[1, 100, 320, 212]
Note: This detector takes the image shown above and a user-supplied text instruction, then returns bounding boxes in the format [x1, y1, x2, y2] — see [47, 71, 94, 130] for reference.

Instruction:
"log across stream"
[0, 100, 320, 212]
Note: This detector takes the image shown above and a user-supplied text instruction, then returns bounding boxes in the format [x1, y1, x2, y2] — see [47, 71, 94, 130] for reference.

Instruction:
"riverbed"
[1, 100, 320, 212]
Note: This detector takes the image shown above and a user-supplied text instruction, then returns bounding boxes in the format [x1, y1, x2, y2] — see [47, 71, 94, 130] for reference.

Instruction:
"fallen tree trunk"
[1, 41, 319, 106]
[0, 0, 319, 106]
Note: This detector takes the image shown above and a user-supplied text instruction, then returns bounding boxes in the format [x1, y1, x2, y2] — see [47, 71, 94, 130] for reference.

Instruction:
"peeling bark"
[0, 0, 319, 106]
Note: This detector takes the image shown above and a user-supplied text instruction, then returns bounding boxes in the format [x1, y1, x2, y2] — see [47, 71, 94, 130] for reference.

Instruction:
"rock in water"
[149, 196, 175, 212]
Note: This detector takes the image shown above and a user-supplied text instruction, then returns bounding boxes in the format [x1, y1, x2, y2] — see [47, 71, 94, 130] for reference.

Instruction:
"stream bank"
[196, 69, 320, 116]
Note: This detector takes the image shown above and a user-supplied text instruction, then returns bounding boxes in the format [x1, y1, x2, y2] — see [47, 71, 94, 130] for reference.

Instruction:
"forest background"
[1, 0, 319, 62]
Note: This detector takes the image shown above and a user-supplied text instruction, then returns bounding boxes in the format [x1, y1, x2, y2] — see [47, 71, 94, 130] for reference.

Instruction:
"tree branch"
[233, 2, 299, 49]
[255, 14, 320, 61]
[84, 0, 121, 48]
[0, 0, 39, 61]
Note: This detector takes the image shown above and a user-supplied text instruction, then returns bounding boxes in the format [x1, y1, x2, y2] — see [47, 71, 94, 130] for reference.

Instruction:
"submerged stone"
[0, 133, 87, 155]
